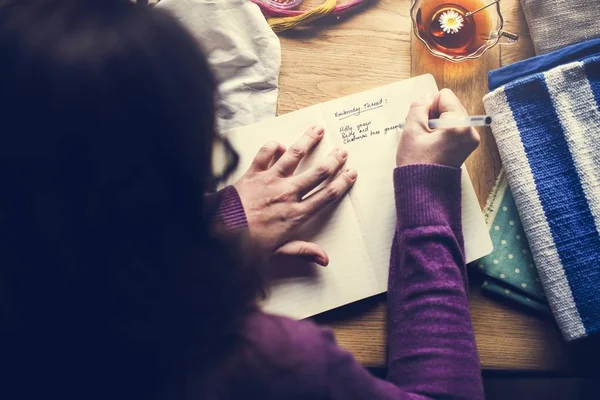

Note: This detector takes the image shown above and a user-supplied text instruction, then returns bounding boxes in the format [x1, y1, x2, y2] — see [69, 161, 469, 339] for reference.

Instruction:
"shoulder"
[209, 312, 405, 399]
[233, 312, 340, 396]
[243, 312, 338, 368]
[238, 313, 406, 399]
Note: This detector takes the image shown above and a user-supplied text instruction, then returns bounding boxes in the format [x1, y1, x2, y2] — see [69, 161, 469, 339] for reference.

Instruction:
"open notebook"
[221, 74, 493, 319]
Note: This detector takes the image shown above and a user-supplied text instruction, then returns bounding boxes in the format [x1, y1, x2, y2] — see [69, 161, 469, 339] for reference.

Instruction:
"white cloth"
[157, 0, 281, 132]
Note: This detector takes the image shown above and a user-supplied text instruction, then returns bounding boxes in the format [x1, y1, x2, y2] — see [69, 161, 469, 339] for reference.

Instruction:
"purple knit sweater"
[212, 165, 484, 400]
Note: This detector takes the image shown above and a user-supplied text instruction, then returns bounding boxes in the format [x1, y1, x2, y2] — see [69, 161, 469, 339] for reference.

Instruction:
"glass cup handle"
[499, 29, 519, 44]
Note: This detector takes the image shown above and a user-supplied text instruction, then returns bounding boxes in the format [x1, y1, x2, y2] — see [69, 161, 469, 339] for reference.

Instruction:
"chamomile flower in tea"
[424, 5, 475, 54]
[414, 0, 515, 59]
[439, 10, 464, 34]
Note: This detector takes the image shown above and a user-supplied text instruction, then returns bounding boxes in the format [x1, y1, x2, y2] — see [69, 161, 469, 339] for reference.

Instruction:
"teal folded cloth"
[482, 279, 552, 317]
[477, 169, 550, 315]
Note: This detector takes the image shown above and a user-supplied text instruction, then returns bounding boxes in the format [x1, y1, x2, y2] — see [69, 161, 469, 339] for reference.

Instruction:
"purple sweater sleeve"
[386, 165, 483, 399]
[309, 165, 483, 400]
[211, 171, 483, 399]
[212, 185, 248, 230]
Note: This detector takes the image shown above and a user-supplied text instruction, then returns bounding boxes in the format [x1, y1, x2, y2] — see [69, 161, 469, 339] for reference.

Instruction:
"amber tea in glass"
[411, 0, 518, 62]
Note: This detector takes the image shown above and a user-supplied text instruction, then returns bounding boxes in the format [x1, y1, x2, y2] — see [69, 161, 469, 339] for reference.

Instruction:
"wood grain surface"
[277, 0, 595, 372]
[277, 0, 412, 114]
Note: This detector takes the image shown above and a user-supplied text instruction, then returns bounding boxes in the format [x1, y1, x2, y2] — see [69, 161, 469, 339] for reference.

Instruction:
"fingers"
[452, 127, 480, 147]
[404, 92, 436, 134]
[302, 168, 357, 212]
[433, 89, 480, 157]
[405, 89, 467, 133]
[293, 147, 348, 197]
[432, 89, 477, 143]
[274, 126, 325, 176]
[250, 141, 286, 172]
[268, 144, 286, 169]
[433, 88, 468, 116]
[274, 240, 329, 266]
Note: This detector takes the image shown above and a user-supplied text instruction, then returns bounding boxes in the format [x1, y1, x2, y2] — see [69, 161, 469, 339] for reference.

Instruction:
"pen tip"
[485, 116, 492, 125]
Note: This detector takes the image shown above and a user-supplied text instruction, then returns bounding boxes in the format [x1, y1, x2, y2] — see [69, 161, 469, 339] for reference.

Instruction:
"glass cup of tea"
[411, 0, 518, 62]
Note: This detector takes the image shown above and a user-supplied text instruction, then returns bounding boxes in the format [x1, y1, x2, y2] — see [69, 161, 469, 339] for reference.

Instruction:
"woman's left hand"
[234, 126, 357, 266]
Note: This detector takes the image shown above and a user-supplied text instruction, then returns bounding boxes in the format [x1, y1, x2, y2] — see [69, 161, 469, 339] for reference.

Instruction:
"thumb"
[273, 241, 329, 266]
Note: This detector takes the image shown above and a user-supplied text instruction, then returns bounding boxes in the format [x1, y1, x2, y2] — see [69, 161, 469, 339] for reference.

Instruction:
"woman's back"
[0, 1, 258, 398]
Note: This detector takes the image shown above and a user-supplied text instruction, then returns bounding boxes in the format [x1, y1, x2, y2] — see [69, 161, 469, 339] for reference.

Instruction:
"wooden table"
[276, 0, 595, 372]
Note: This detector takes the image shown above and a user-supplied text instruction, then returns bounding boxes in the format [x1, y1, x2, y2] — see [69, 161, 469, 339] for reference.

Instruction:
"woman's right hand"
[396, 88, 480, 168]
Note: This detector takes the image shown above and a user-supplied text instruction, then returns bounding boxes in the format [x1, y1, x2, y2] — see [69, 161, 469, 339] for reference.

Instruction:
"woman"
[0, 1, 484, 399]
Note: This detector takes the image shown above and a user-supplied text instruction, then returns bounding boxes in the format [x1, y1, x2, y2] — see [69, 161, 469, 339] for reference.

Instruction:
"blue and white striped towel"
[483, 44, 600, 341]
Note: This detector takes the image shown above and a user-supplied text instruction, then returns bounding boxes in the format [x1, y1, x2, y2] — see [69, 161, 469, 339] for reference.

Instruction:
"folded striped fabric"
[483, 44, 600, 341]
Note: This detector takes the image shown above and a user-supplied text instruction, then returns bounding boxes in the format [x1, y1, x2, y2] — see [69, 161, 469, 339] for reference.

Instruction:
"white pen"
[397, 115, 492, 130]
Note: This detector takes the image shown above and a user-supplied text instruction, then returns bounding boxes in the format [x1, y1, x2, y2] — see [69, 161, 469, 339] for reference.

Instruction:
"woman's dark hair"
[0, 0, 257, 398]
